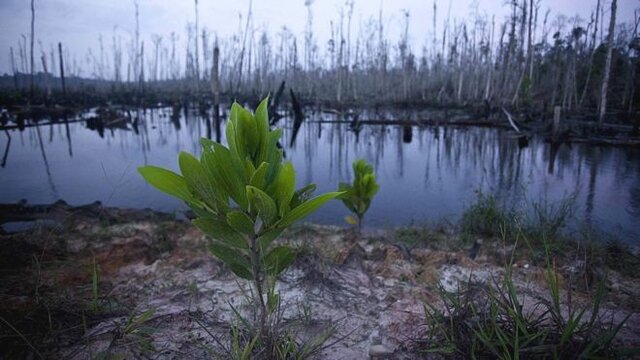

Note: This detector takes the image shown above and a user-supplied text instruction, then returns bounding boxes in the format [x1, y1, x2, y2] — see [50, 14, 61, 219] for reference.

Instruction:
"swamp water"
[1, 107, 639, 244]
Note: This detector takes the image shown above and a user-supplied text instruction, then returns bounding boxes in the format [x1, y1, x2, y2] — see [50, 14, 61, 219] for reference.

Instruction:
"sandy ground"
[1, 203, 638, 359]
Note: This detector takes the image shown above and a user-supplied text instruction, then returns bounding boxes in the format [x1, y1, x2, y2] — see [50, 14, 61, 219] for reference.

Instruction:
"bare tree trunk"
[432, 1, 437, 57]
[40, 53, 50, 99]
[194, 0, 199, 85]
[235, 0, 253, 95]
[58, 42, 66, 100]
[513, 0, 536, 106]
[336, 9, 344, 103]
[511, 0, 530, 106]
[134, 0, 140, 83]
[19, 35, 27, 74]
[247, 21, 254, 95]
[401, 10, 410, 101]
[201, 30, 209, 80]
[579, 0, 600, 107]
[170, 32, 177, 80]
[630, 11, 640, 134]
[500, 0, 517, 101]
[377, 5, 386, 100]
[345, 0, 354, 102]
[30, 0, 35, 102]
[211, 45, 221, 142]
[484, 16, 495, 101]
[598, 0, 617, 125]
[113, 32, 122, 82]
[211, 46, 220, 98]
[304, 1, 314, 96]
[528, 0, 536, 80]
[98, 35, 105, 79]
[10, 47, 18, 90]
[139, 41, 145, 93]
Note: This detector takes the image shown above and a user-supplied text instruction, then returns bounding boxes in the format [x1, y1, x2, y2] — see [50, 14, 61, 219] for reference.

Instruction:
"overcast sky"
[0, 0, 638, 75]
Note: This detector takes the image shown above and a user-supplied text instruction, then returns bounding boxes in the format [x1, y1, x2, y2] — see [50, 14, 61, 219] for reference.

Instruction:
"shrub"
[338, 159, 379, 232]
[138, 98, 342, 346]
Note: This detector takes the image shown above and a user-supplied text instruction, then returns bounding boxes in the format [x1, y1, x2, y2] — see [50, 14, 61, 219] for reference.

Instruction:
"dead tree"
[194, 0, 199, 85]
[211, 44, 221, 142]
[235, 0, 253, 95]
[58, 42, 66, 100]
[598, 0, 617, 125]
[30, 0, 35, 102]
[580, 0, 600, 107]
[484, 16, 496, 101]
[336, 8, 345, 103]
[139, 41, 145, 92]
[40, 51, 50, 99]
[112, 32, 120, 82]
[10, 47, 18, 90]
[134, 0, 140, 83]
[152, 35, 162, 82]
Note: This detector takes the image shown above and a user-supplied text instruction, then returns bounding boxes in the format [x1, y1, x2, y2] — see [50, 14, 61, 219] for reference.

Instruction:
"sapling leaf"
[189, 203, 215, 219]
[178, 152, 221, 211]
[226, 211, 255, 236]
[291, 184, 316, 208]
[264, 246, 295, 275]
[249, 162, 269, 189]
[244, 158, 257, 180]
[274, 161, 296, 216]
[199, 137, 216, 151]
[208, 242, 253, 280]
[257, 228, 284, 252]
[279, 191, 344, 228]
[255, 97, 270, 163]
[264, 129, 283, 184]
[138, 166, 194, 203]
[193, 218, 248, 249]
[227, 263, 254, 281]
[246, 186, 277, 225]
[226, 103, 240, 157]
[202, 144, 248, 209]
[236, 104, 259, 159]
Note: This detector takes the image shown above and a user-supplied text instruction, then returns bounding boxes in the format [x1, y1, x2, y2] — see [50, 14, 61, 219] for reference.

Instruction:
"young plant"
[338, 159, 379, 232]
[137, 98, 342, 344]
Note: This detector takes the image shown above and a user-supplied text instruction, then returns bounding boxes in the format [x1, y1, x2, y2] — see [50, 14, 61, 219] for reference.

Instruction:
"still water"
[1, 107, 639, 244]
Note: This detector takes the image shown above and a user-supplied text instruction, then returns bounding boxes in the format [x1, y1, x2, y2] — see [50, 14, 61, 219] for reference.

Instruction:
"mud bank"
[1, 202, 638, 359]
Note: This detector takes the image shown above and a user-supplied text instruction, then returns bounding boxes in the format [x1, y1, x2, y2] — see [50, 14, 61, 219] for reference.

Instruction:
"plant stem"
[250, 234, 267, 341]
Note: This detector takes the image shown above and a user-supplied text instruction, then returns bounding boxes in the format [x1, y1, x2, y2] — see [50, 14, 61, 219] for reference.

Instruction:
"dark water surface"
[1, 107, 639, 244]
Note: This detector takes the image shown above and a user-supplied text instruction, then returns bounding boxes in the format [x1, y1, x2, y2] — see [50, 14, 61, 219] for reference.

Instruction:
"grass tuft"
[411, 234, 635, 359]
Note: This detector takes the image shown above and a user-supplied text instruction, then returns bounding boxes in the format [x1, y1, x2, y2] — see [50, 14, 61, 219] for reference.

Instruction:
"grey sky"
[0, 0, 637, 75]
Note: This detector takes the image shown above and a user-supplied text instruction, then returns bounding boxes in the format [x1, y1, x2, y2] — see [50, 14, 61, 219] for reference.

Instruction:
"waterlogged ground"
[1, 204, 638, 359]
[1, 106, 639, 244]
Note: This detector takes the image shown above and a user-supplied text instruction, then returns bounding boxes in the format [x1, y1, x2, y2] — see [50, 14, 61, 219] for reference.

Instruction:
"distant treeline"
[3, 0, 639, 123]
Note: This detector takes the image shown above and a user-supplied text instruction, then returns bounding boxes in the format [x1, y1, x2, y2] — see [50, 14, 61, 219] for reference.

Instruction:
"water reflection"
[0, 106, 639, 244]
[1, 130, 10, 167]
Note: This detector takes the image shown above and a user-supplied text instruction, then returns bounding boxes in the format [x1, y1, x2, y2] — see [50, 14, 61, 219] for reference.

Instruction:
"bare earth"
[1, 203, 638, 359]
